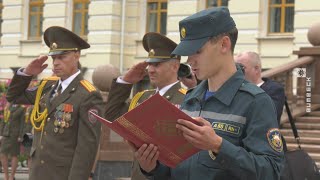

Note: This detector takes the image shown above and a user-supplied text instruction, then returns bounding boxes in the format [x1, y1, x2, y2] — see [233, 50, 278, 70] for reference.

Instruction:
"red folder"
[90, 93, 200, 168]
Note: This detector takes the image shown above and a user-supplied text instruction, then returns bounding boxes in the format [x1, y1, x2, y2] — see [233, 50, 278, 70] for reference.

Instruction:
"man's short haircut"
[210, 27, 238, 53]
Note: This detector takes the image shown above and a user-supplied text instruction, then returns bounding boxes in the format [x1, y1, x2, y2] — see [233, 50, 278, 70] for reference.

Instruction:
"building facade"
[0, 0, 319, 81]
[1, 0, 320, 178]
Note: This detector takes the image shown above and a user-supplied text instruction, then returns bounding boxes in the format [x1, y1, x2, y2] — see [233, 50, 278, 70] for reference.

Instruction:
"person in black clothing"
[235, 51, 285, 123]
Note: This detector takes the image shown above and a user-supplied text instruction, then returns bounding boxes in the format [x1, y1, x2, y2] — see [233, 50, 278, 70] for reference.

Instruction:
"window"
[73, 0, 89, 38]
[268, 0, 294, 34]
[29, 0, 44, 39]
[0, 0, 3, 38]
[206, 0, 229, 8]
[146, 0, 167, 35]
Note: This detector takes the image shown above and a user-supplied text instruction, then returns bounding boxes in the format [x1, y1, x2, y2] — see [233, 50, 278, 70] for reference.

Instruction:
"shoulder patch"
[239, 82, 264, 96]
[179, 88, 187, 95]
[80, 80, 96, 92]
[43, 76, 60, 81]
[267, 128, 283, 152]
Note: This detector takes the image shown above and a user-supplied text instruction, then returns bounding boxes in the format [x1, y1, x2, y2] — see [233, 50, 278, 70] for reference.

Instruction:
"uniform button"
[41, 160, 45, 164]
[47, 118, 50, 122]
[40, 145, 44, 149]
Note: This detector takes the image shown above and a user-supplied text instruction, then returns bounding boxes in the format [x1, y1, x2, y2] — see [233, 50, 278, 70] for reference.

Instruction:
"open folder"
[89, 93, 200, 168]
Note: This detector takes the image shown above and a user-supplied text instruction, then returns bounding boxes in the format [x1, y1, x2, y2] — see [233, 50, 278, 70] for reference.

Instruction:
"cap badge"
[181, 27, 186, 39]
[149, 49, 155, 57]
[51, 42, 58, 50]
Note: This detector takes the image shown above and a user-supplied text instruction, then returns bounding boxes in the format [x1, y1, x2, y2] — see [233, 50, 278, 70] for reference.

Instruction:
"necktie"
[56, 85, 62, 96]
[51, 84, 62, 101]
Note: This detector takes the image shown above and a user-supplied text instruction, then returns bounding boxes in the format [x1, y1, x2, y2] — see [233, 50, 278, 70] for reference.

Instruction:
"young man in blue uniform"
[134, 7, 284, 180]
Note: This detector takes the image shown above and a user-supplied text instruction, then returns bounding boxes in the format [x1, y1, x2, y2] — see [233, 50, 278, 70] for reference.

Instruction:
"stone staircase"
[281, 109, 320, 168]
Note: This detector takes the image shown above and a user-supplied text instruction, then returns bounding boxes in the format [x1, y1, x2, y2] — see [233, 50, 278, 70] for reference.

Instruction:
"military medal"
[57, 104, 63, 111]
[54, 104, 65, 132]
[61, 121, 66, 128]
[57, 111, 63, 118]
[64, 104, 73, 123]
[59, 128, 64, 134]
[65, 113, 71, 121]
[54, 127, 59, 133]
[54, 119, 59, 126]
[53, 104, 73, 133]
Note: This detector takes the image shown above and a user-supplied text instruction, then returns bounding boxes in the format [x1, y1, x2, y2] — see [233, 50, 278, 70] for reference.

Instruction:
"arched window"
[268, 0, 294, 34]
[206, 0, 229, 8]
[146, 0, 167, 35]
[73, 0, 89, 38]
[28, 0, 44, 39]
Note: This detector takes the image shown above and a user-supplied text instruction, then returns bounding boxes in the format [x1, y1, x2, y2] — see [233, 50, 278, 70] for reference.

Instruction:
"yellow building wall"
[0, 0, 320, 80]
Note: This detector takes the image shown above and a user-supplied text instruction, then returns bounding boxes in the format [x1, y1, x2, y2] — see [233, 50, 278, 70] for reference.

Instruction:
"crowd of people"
[0, 6, 289, 180]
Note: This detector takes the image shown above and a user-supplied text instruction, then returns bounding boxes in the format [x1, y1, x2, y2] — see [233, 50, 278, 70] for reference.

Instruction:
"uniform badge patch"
[267, 128, 283, 152]
[212, 122, 240, 135]
[88, 109, 98, 124]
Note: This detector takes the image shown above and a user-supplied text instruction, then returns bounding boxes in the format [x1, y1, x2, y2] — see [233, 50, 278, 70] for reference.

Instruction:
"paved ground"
[0, 167, 29, 180]
[0, 173, 29, 180]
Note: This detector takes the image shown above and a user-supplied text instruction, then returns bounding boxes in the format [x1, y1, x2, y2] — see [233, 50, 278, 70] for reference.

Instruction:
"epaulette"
[179, 88, 187, 95]
[80, 80, 96, 92]
[43, 76, 60, 81]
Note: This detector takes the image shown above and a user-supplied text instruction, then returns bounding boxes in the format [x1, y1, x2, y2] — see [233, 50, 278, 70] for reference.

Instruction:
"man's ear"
[221, 36, 231, 53]
[74, 51, 81, 60]
[174, 60, 181, 71]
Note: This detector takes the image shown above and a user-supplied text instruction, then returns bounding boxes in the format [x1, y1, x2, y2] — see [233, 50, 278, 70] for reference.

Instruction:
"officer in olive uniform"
[6, 26, 104, 180]
[21, 105, 33, 169]
[0, 103, 25, 180]
[105, 32, 190, 180]
[136, 7, 284, 180]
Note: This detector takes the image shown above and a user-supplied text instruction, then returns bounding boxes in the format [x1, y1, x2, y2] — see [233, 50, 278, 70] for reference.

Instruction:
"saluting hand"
[23, 55, 49, 76]
[176, 117, 222, 154]
[122, 61, 148, 84]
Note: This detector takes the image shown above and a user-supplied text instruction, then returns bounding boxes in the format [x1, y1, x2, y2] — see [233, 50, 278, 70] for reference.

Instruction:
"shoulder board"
[239, 82, 264, 96]
[137, 89, 156, 97]
[43, 76, 60, 81]
[80, 80, 96, 93]
[179, 88, 187, 95]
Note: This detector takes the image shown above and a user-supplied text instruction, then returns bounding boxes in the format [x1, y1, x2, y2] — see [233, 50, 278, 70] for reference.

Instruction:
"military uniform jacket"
[6, 73, 104, 180]
[21, 106, 33, 138]
[105, 79, 185, 121]
[145, 70, 284, 180]
[0, 105, 25, 139]
[105, 79, 186, 180]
